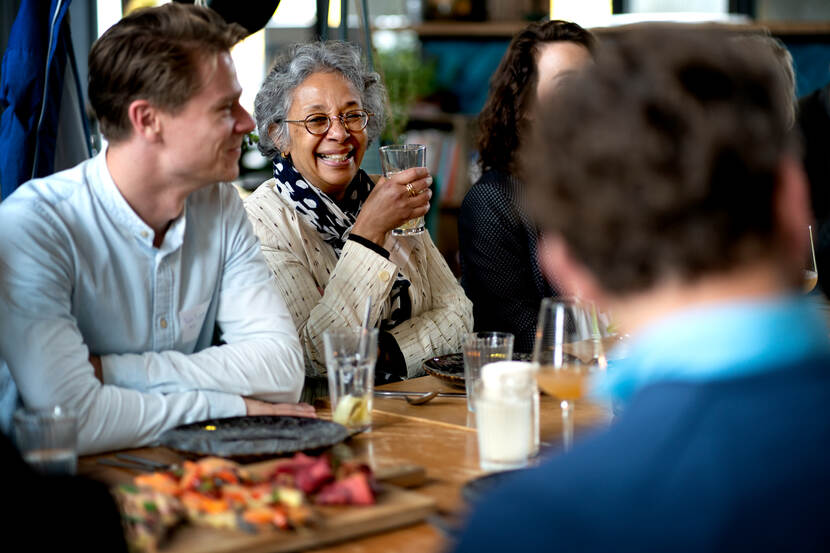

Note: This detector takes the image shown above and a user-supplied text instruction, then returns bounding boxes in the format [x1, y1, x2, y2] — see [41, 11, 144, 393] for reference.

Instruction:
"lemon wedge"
[333, 395, 370, 428]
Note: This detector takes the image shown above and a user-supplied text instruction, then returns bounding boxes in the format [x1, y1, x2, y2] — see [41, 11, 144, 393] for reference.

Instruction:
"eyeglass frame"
[281, 109, 374, 136]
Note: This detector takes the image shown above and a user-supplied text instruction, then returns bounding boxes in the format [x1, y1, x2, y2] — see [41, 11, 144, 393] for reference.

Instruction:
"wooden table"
[79, 375, 613, 552]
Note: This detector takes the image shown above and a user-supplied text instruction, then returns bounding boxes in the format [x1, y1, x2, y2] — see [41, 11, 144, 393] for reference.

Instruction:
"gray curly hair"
[254, 41, 388, 159]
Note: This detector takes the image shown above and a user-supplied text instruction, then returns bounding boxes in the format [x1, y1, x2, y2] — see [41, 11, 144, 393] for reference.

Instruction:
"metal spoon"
[374, 390, 465, 402]
[404, 390, 440, 405]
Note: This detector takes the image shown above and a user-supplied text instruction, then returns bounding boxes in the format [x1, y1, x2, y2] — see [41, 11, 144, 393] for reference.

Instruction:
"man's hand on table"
[243, 398, 317, 418]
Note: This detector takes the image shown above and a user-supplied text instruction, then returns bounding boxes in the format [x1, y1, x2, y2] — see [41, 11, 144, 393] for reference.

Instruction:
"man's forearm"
[99, 337, 304, 402]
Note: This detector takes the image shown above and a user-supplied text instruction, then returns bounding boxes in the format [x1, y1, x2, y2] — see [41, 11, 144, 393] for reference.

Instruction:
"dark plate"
[423, 352, 533, 388]
[461, 469, 527, 506]
[159, 415, 349, 461]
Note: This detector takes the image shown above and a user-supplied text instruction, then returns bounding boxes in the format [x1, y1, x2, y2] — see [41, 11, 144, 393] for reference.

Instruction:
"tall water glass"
[379, 144, 427, 235]
[324, 327, 379, 432]
[14, 406, 78, 475]
[463, 332, 514, 412]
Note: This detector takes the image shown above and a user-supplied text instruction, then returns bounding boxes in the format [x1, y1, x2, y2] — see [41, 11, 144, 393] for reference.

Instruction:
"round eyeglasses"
[283, 109, 373, 136]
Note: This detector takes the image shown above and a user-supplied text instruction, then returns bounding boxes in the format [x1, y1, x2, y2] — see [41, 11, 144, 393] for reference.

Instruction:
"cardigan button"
[378, 270, 391, 282]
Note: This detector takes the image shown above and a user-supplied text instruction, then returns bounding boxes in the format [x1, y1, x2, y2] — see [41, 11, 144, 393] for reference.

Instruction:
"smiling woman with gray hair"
[244, 41, 473, 401]
[254, 42, 388, 159]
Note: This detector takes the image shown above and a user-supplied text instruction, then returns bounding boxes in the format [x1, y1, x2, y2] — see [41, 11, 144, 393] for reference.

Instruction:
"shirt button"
[141, 231, 149, 238]
[160, 318, 168, 329]
[379, 270, 390, 282]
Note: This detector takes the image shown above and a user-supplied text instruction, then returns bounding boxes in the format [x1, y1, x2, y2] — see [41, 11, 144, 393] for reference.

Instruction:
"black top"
[798, 82, 830, 294]
[455, 357, 830, 553]
[458, 169, 555, 353]
[2, 431, 127, 551]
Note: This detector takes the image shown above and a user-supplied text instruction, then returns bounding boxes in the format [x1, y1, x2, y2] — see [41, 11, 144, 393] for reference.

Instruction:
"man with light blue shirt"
[0, 4, 311, 455]
[455, 27, 830, 552]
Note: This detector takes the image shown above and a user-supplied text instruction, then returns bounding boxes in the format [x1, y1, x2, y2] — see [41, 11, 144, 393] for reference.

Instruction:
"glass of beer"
[379, 144, 427, 235]
[532, 297, 606, 451]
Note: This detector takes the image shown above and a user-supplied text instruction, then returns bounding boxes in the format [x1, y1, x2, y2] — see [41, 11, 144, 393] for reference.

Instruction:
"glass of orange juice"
[532, 297, 606, 451]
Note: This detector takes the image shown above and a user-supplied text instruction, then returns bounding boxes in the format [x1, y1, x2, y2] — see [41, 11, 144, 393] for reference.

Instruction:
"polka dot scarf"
[272, 156, 412, 330]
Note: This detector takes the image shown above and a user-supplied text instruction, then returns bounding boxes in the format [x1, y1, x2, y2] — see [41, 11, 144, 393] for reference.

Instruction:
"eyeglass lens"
[305, 111, 369, 135]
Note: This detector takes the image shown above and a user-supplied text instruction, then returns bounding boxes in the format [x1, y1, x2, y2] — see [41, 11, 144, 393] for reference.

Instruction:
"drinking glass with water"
[14, 406, 78, 476]
[379, 144, 427, 235]
[324, 328, 378, 432]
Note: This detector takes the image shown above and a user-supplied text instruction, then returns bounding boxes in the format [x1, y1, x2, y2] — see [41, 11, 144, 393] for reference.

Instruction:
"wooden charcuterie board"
[156, 461, 435, 553]
[161, 484, 436, 553]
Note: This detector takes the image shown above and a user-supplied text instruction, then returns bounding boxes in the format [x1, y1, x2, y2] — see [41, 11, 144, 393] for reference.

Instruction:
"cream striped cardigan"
[244, 179, 473, 389]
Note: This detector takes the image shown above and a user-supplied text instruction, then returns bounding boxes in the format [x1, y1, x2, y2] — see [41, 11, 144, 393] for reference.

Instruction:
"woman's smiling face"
[280, 71, 368, 200]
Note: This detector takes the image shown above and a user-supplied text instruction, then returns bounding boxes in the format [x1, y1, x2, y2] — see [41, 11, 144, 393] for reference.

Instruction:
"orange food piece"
[180, 491, 204, 510]
[134, 472, 179, 495]
[248, 482, 273, 501]
[180, 491, 229, 514]
[198, 457, 239, 475]
[179, 461, 202, 491]
[221, 484, 251, 506]
[214, 469, 239, 485]
[243, 507, 276, 525]
[199, 496, 230, 514]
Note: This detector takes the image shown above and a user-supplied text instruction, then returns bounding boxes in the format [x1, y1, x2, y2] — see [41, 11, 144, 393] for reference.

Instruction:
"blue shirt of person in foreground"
[454, 26, 830, 553]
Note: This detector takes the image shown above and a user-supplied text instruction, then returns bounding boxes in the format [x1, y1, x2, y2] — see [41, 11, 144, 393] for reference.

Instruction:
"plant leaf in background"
[376, 47, 437, 144]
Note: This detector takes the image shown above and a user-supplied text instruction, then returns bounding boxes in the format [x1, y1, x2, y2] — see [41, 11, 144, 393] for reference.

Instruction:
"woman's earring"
[281, 151, 290, 159]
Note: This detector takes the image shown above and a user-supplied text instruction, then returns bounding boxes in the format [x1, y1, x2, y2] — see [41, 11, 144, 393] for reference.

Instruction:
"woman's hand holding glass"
[350, 167, 432, 245]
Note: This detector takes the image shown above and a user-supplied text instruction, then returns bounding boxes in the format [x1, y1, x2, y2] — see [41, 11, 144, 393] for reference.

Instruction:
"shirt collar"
[593, 294, 830, 403]
[91, 147, 186, 252]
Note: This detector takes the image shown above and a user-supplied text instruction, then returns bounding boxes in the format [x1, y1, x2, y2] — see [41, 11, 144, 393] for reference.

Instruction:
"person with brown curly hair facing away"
[454, 26, 830, 552]
[458, 20, 596, 353]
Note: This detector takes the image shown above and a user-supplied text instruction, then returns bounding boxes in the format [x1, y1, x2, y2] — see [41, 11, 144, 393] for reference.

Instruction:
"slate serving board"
[160, 416, 350, 460]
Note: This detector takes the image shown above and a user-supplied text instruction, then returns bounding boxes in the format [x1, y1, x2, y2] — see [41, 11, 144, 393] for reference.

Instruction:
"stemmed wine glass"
[532, 297, 606, 452]
[804, 224, 819, 294]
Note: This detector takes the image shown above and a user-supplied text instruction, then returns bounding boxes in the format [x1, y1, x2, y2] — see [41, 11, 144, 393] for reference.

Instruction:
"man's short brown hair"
[524, 26, 797, 295]
[88, 3, 247, 142]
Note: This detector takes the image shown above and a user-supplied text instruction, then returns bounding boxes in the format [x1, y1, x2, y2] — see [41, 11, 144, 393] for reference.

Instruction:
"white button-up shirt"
[0, 151, 304, 454]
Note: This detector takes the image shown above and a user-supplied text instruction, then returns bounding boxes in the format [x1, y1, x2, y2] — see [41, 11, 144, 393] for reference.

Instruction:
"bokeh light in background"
[231, 31, 265, 115]
[96, 0, 124, 37]
[550, 0, 612, 27]
[269, 0, 315, 27]
[96, 1, 266, 116]
[328, 0, 343, 28]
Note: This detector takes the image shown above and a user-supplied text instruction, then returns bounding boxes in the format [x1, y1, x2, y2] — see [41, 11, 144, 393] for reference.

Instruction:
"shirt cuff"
[203, 391, 246, 419]
[348, 234, 390, 259]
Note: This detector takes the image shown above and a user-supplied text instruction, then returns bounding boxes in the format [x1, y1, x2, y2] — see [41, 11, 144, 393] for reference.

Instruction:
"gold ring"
[406, 183, 417, 198]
